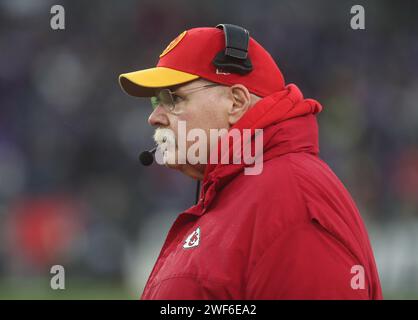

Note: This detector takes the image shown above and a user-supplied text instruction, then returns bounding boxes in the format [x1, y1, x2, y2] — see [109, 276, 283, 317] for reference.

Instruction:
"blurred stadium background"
[0, 0, 417, 299]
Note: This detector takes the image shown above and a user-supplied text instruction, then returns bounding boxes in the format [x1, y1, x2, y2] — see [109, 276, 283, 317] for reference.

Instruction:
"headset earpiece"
[213, 24, 253, 75]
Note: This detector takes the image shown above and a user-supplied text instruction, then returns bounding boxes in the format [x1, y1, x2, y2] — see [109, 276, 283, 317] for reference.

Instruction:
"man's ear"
[227, 84, 252, 126]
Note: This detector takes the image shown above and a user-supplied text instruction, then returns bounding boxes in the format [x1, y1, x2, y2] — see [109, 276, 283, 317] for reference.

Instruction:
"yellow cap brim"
[119, 67, 199, 97]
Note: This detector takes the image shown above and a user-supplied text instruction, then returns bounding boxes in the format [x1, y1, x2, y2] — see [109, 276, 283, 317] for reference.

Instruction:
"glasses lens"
[151, 90, 173, 110]
[150, 96, 159, 109]
[159, 89, 174, 106]
[150, 89, 181, 112]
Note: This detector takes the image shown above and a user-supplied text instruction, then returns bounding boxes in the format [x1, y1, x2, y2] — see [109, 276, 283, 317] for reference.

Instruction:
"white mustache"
[153, 128, 176, 147]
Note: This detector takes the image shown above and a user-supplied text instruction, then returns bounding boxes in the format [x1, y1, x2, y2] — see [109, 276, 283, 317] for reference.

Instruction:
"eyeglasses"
[150, 83, 219, 114]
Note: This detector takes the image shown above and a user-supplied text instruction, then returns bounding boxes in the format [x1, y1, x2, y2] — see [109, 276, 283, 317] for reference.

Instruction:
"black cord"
[195, 180, 201, 204]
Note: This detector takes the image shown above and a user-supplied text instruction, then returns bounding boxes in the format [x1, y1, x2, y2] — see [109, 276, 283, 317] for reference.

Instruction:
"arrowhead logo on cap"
[159, 30, 187, 58]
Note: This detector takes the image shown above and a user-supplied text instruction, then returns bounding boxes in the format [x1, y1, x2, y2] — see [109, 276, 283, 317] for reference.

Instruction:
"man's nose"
[148, 106, 170, 127]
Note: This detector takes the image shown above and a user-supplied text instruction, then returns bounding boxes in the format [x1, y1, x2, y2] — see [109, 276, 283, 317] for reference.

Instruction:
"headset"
[212, 24, 253, 75]
[140, 24, 252, 204]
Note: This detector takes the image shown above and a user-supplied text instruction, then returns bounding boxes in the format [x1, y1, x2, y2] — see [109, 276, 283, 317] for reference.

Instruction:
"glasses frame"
[151, 83, 219, 114]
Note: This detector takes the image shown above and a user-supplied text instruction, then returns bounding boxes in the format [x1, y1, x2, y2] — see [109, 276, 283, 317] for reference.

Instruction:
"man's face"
[148, 79, 232, 180]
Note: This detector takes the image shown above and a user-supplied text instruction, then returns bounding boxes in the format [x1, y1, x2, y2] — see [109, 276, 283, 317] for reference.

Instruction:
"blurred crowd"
[0, 0, 417, 298]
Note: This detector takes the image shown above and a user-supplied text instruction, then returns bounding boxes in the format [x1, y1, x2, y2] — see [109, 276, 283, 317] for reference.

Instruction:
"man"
[119, 24, 382, 299]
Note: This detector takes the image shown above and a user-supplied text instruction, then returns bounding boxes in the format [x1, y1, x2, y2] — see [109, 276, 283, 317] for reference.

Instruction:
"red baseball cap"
[119, 27, 285, 98]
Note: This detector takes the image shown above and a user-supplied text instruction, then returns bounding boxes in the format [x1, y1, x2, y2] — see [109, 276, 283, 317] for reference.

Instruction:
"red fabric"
[141, 85, 383, 300]
[157, 27, 285, 97]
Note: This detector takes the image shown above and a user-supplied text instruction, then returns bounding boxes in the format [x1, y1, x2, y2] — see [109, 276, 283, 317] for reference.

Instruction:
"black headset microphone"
[139, 24, 252, 203]
[138, 146, 157, 166]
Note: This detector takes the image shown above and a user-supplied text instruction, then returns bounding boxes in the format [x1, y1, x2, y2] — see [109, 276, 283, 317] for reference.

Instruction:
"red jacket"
[141, 84, 383, 299]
